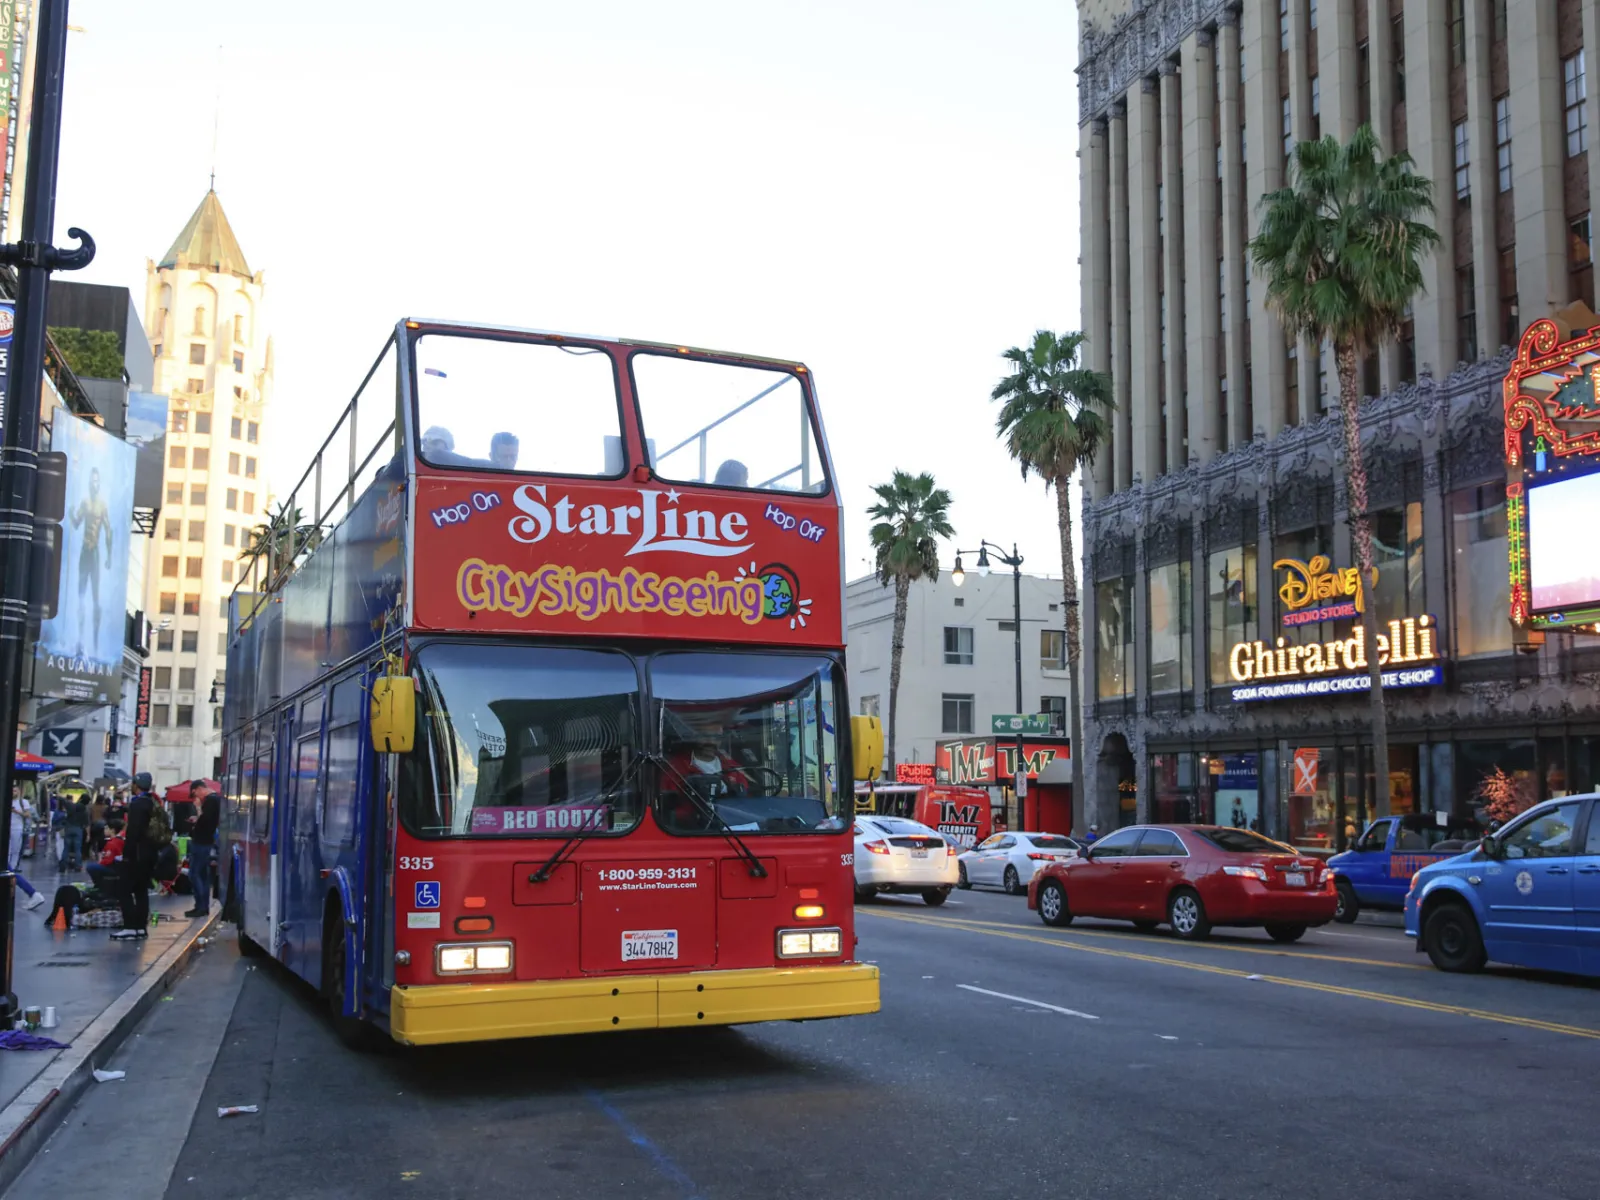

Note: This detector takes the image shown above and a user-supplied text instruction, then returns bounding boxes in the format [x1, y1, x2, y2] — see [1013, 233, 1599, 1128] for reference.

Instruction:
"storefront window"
[1371, 501, 1425, 624]
[1208, 544, 1258, 683]
[1287, 744, 1337, 849]
[1150, 752, 1202, 823]
[1273, 524, 1334, 643]
[1096, 576, 1134, 700]
[1449, 483, 1510, 657]
[1214, 753, 1261, 831]
[1456, 739, 1536, 818]
[1148, 560, 1192, 693]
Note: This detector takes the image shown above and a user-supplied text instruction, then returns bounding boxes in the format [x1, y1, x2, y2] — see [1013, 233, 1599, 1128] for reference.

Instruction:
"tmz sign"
[935, 737, 1070, 785]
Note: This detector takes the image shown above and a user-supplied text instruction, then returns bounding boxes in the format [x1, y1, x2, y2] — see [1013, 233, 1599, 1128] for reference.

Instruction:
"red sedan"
[1026, 824, 1338, 942]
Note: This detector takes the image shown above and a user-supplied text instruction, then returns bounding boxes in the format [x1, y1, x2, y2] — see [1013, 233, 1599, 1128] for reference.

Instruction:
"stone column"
[1082, 117, 1113, 498]
[1110, 102, 1134, 491]
[1407, 0, 1458, 376]
[1162, 61, 1189, 472]
[1218, 9, 1249, 451]
[1465, 0, 1499, 358]
[1509, 2, 1566, 324]
[1243, 0, 1289, 437]
[1129, 78, 1165, 484]
[1369, 0, 1401, 391]
[1182, 30, 1219, 465]
[1299, 338, 1321, 423]
[1319, 0, 1359, 142]
[1288, 0, 1313, 150]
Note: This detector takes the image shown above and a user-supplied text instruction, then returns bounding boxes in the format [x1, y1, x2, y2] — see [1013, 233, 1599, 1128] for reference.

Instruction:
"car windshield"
[1196, 827, 1295, 855]
[402, 643, 643, 837]
[652, 652, 847, 835]
[1027, 835, 1078, 849]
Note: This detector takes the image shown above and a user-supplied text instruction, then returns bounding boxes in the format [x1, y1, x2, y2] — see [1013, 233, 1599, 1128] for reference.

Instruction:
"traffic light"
[31, 450, 66, 619]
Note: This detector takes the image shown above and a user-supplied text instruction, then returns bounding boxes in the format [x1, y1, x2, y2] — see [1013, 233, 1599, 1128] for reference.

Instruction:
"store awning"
[96, 767, 132, 785]
[13, 752, 54, 773]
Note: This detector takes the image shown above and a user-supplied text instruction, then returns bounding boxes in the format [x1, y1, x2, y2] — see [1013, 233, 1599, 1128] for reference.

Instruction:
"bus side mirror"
[370, 675, 416, 753]
[850, 715, 883, 783]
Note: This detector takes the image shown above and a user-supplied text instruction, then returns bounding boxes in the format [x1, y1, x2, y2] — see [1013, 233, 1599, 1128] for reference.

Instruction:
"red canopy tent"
[163, 778, 220, 805]
[13, 751, 54, 774]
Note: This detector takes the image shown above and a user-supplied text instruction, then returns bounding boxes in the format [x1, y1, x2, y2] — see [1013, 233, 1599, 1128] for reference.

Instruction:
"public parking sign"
[991, 713, 1053, 735]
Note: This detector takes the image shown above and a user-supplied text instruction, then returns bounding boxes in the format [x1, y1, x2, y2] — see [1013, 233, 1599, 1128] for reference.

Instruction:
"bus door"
[284, 689, 327, 982]
[241, 719, 278, 954]
[316, 675, 369, 1006]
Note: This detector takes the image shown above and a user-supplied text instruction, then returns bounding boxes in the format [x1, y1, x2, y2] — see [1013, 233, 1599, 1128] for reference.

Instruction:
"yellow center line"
[873, 909, 1426, 971]
[861, 909, 1600, 1041]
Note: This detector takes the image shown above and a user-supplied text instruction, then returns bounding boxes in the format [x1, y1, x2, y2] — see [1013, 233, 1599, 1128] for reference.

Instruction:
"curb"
[0, 908, 221, 1194]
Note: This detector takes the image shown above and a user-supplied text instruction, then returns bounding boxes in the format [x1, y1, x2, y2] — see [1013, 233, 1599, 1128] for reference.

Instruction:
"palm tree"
[991, 330, 1114, 835]
[1250, 125, 1440, 819]
[239, 501, 326, 587]
[868, 470, 955, 772]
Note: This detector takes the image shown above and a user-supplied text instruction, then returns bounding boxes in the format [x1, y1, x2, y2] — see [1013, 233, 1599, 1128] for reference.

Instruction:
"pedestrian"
[89, 792, 107, 857]
[8, 785, 45, 911]
[1084, 823, 1100, 844]
[186, 780, 221, 919]
[170, 783, 199, 839]
[63, 793, 89, 871]
[112, 772, 162, 940]
[85, 816, 125, 893]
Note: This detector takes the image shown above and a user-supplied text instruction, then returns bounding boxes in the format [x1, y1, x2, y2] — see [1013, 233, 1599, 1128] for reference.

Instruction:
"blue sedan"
[1406, 793, 1600, 976]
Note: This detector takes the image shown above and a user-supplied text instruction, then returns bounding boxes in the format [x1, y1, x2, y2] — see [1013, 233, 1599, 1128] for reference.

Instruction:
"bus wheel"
[237, 930, 265, 958]
[322, 912, 374, 1050]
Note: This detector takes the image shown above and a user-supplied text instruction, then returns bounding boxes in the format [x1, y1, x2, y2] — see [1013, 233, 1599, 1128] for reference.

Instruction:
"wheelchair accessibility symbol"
[414, 881, 441, 909]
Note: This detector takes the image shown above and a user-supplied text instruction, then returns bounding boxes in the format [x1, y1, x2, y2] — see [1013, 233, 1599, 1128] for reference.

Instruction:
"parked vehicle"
[854, 783, 994, 850]
[854, 815, 960, 905]
[1028, 824, 1338, 941]
[1325, 813, 1483, 922]
[1406, 793, 1600, 976]
[958, 832, 1085, 895]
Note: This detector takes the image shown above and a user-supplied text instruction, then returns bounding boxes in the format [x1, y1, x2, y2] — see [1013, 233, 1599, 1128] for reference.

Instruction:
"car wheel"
[1167, 889, 1211, 940]
[957, 862, 971, 890]
[1265, 923, 1307, 943]
[1037, 880, 1072, 927]
[1423, 901, 1487, 973]
[854, 884, 876, 903]
[1003, 865, 1023, 896]
[1133, 920, 1159, 933]
[922, 887, 952, 907]
[1334, 880, 1360, 924]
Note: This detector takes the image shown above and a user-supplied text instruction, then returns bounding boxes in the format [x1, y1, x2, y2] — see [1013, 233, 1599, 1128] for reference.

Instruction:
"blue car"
[1406, 793, 1600, 976]
[1326, 814, 1482, 923]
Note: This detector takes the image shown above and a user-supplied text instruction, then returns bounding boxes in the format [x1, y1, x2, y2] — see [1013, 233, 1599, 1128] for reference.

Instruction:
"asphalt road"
[10, 886, 1600, 1200]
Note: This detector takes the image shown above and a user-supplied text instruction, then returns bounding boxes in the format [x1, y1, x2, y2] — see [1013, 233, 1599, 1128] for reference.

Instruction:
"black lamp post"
[952, 541, 1027, 831]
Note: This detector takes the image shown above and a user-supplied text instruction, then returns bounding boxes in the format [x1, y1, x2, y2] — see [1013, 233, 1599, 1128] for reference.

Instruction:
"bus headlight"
[777, 927, 843, 958]
[435, 941, 514, 975]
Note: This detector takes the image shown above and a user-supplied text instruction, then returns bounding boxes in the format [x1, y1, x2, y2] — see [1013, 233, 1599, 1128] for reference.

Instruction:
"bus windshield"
[404, 643, 643, 838]
[653, 652, 846, 835]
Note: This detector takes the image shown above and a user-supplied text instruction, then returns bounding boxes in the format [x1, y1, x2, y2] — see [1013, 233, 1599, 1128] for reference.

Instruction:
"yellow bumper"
[389, 963, 880, 1046]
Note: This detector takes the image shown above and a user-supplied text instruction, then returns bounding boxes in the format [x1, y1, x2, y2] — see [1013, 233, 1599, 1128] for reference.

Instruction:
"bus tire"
[323, 904, 374, 1050]
[237, 930, 266, 958]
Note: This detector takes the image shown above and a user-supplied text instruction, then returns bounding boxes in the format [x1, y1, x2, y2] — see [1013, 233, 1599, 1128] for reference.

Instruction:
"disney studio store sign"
[1227, 555, 1444, 703]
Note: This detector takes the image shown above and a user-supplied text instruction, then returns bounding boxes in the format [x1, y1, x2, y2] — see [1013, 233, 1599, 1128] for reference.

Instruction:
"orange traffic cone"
[51, 906, 67, 931]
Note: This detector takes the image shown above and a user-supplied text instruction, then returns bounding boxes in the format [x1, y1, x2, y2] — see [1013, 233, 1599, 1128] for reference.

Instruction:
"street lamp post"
[0, 0, 96, 1022]
[952, 541, 1027, 831]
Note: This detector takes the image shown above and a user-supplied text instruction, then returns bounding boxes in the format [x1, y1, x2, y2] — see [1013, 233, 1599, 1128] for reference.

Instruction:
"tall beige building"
[139, 190, 274, 784]
[1075, 1, 1600, 845]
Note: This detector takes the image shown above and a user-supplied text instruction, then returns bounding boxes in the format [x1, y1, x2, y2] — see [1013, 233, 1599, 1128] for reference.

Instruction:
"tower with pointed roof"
[140, 189, 274, 783]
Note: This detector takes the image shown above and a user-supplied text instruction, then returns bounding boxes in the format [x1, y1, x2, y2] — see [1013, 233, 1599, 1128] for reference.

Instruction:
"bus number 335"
[399, 856, 435, 871]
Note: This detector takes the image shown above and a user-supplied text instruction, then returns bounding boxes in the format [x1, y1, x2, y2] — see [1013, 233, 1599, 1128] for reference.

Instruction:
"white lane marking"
[956, 984, 1099, 1020]
[1312, 928, 1403, 941]
[1157, 1035, 1179, 1041]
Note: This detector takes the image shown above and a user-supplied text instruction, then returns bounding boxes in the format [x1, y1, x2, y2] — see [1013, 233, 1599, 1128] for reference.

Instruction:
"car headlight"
[777, 927, 843, 958]
[435, 941, 514, 975]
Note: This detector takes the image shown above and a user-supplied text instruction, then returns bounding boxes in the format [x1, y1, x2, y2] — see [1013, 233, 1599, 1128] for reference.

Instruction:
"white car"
[958, 832, 1085, 895]
[853, 815, 959, 906]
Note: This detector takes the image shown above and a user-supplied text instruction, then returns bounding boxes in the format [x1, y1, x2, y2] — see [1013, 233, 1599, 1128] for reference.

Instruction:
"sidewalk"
[0, 862, 218, 1191]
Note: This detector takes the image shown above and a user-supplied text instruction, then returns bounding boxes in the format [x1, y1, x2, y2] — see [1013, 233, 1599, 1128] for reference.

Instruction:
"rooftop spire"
[158, 189, 251, 279]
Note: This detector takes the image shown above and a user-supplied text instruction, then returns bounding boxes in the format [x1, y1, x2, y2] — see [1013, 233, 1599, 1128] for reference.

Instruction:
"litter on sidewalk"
[218, 1105, 259, 1117]
[0, 1030, 71, 1051]
[92, 1068, 126, 1083]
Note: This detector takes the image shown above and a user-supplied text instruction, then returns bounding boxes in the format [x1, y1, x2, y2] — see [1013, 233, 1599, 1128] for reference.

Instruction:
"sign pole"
[0, 0, 94, 1022]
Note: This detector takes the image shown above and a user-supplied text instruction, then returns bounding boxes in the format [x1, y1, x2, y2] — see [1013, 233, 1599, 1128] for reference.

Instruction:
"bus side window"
[296, 692, 324, 837]
[321, 678, 363, 848]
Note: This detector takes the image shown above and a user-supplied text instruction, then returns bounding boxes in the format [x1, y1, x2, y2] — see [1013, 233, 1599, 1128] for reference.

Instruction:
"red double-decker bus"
[221, 320, 881, 1045]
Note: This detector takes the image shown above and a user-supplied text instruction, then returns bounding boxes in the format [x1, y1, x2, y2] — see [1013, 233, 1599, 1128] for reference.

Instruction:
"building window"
[1148, 560, 1192, 694]
[1095, 576, 1134, 701]
[941, 694, 975, 735]
[244, 456, 257, 479]
[154, 666, 171, 689]
[185, 557, 203, 579]
[1040, 696, 1067, 734]
[1218, 259, 1228, 328]
[1453, 122, 1470, 201]
[151, 705, 170, 728]
[1572, 214, 1594, 307]
[1452, 483, 1510, 657]
[178, 667, 196, 691]
[181, 629, 198, 653]
[1308, 0, 1317, 30]
[159, 592, 176, 614]
[1566, 51, 1588, 157]
[1372, 501, 1426, 624]
[1500, 247, 1520, 347]
[195, 412, 212, 435]
[182, 595, 200, 616]
[160, 555, 178, 577]
[168, 445, 186, 469]
[176, 704, 195, 728]
[244, 492, 255, 514]
[1209, 544, 1260, 684]
[943, 625, 974, 665]
[188, 520, 204, 541]
[186, 378, 203, 393]
[1458, 264, 1478, 362]
[1449, 0, 1466, 67]
[233, 314, 244, 343]
[223, 524, 235, 547]
[171, 410, 187, 433]
[191, 447, 209, 471]
[1495, 96, 1512, 192]
[1310, 75, 1320, 140]
[192, 307, 206, 335]
[1393, 16, 1405, 105]
[225, 488, 238, 511]
[233, 386, 243, 399]
[860, 694, 880, 718]
[166, 483, 183, 505]
[1040, 629, 1065, 670]
[189, 343, 206, 365]
[247, 421, 259, 444]
[220, 596, 231, 619]
[1357, 40, 1371, 126]
[222, 559, 234, 582]
[1281, 94, 1293, 158]
[156, 629, 173, 652]
[230, 416, 242, 439]
[190, 485, 207, 506]
[163, 518, 179, 540]
[1286, 343, 1299, 421]
[1493, 0, 1507, 40]
[152, 342, 162, 358]
[232, 351, 244, 372]
[213, 707, 223, 730]
[1279, 0, 1288, 52]
[229, 452, 240, 474]
[218, 632, 227, 655]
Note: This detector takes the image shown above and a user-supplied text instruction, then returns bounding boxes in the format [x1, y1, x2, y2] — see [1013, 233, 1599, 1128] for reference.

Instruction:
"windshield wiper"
[649, 752, 768, 878]
[528, 755, 645, 884]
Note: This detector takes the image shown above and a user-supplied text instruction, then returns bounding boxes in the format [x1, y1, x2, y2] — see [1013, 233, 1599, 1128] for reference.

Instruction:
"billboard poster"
[934, 737, 1069, 786]
[125, 391, 169, 510]
[32, 411, 136, 701]
[0, 299, 12, 434]
[136, 665, 152, 727]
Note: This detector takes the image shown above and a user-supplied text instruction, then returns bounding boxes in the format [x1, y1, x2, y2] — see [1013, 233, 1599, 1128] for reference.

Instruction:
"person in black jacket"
[186, 781, 221, 918]
[112, 773, 156, 940]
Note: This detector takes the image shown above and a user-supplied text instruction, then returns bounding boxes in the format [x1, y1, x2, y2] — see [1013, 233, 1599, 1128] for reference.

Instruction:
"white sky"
[54, 0, 1082, 579]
